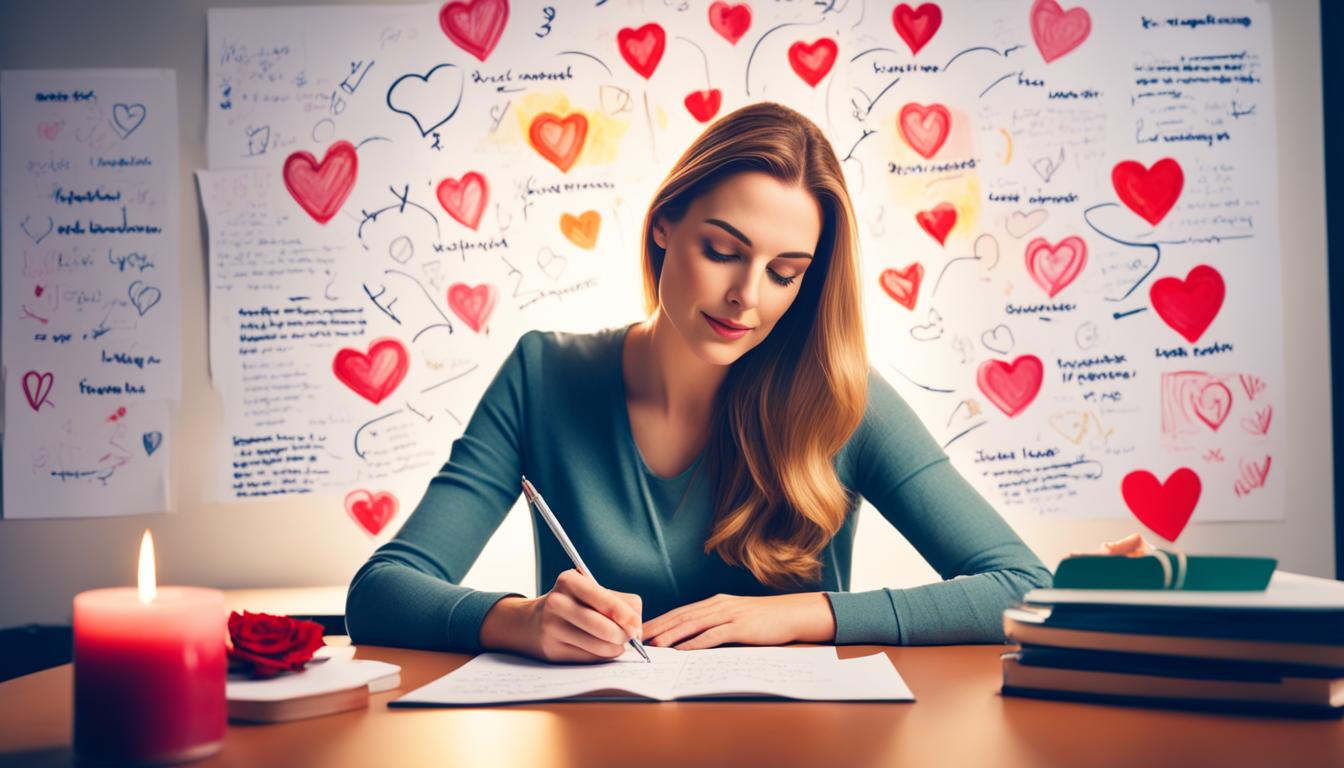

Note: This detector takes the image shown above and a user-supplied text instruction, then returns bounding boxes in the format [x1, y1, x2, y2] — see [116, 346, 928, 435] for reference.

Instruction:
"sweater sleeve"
[825, 370, 1053, 645]
[344, 333, 537, 653]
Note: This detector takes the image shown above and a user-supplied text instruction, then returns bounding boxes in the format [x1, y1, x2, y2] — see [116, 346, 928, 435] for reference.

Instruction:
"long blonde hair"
[640, 102, 868, 589]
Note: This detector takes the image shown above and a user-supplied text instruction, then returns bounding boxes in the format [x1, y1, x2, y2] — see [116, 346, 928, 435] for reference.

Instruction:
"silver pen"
[521, 476, 652, 663]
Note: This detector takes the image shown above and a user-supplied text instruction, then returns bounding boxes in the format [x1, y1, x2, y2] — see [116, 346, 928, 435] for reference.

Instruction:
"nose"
[725, 263, 761, 310]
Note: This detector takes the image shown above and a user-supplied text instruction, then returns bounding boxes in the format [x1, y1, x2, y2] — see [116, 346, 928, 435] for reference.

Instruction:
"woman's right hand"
[479, 569, 643, 663]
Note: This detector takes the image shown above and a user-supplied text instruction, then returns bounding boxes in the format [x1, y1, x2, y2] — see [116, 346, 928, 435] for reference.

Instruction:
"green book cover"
[1053, 551, 1276, 591]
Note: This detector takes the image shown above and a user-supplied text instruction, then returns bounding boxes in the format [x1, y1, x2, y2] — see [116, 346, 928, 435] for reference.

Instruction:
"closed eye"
[701, 239, 799, 287]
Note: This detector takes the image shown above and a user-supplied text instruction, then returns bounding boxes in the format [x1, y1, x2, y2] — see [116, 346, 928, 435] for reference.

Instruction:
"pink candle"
[73, 531, 226, 764]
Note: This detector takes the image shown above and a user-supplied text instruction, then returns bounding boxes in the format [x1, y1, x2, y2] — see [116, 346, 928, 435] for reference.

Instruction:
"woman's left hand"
[642, 592, 836, 650]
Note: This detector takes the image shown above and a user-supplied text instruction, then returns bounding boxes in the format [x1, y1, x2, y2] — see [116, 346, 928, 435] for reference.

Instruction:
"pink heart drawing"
[436, 172, 488, 230]
[37, 121, 63, 140]
[1024, 236, 1087, 298]
[977, 355, 1043, 417]
[898, 103, 951, 159]
[22, 371, 54, 412]
[447, 283, 497, 333]
[1030, 0, 1091, 64]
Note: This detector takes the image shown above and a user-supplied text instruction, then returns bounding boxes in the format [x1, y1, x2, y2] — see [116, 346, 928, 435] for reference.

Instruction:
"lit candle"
[73, 530, 226, 763]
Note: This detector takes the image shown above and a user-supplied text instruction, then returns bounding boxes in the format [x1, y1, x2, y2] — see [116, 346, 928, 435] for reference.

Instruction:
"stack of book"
[1001, 570, 1344, 717]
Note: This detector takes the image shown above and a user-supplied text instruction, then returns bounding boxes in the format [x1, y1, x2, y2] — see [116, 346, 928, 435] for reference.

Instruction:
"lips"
[704, 312, 751, 331]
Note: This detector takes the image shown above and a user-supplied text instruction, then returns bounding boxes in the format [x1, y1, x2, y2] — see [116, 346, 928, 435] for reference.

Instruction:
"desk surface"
[1, 643, 1340, 768]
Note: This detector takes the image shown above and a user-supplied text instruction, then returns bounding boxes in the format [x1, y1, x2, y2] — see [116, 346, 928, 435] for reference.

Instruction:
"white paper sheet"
[2, 68, 180, 518]
[392, 646, 914, 705]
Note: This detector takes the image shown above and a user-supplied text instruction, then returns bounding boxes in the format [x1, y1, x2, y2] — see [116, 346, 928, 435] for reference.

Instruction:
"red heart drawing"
[892, 3, 942, 56]
[345, 489, 399, 536]
[879, 263, 924, 310]
[1030, 0, 1091, 63]
[898, 102, 951, 159]
[915, 202, 956, 245]
[788, 38, 838, 87]
[708, 1, 752, 45]
[439, 0, 509, 62]
[528, 112, 587, 172]
[282, 140, 358, 225]
[1191, 381, 1233, 431]
[1112, 157, 1184, 226]
[448, 283, 497, 333]
[436, 172, 488, 230]
[34, 285, 45, 297]
[684, 89, 722, 123]
[617, 23, 666, 79]
[977, 355, 1043, 417]
[22, 370, 54, 412]
[1150, 264, 1224, 344]
[38, 121, 63, 140]
[332, 338, 409, 405]
[1024, 236, 1087, 298]
[1121, 468, 1200, 542]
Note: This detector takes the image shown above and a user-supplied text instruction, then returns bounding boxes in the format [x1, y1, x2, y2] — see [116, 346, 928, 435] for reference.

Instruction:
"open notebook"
[390, 645, 914, 706]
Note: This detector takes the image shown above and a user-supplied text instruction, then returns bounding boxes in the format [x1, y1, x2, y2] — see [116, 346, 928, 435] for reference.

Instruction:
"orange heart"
[560, 210, 601, 249]
[879, 263, 923, 310]
[528, 112, 588, 172]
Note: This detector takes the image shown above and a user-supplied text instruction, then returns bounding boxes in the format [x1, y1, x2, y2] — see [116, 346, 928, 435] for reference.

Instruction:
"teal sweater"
[346, 324, 1052, 652]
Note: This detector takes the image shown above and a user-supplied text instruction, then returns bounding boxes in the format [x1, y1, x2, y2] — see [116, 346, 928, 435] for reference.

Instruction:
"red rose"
[227, 611, 326, 679]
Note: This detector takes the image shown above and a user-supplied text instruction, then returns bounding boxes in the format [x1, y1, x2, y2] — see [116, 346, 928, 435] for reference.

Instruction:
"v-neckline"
[614, 322, 707, 483]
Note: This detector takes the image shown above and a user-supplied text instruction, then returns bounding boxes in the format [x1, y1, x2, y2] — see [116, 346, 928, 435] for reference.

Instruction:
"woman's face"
[652, 171, 823, 366]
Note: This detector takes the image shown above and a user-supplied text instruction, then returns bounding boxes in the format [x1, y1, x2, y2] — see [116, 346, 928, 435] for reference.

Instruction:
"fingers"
[673, 624, 734, 651]
[549, 590, 629, 646]
[643, 594, 721, 638]
[646, 609, 725, 648]
[555, 569, 643, 638]
[1105, 533, 1153, 556]
[546, 616, 627, 659]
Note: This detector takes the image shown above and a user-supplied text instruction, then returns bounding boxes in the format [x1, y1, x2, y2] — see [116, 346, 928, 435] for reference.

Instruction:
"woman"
[346, 102, 1061, 662]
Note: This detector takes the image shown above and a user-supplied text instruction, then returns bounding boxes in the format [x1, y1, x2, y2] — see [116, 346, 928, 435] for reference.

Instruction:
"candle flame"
[137, 529, 157, 603]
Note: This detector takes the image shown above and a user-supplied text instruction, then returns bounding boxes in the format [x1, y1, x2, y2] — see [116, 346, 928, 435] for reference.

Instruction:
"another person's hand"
[1069, 532, 1154, 558]
[479, 569, 642, 663]
[641, 592, 835, 650]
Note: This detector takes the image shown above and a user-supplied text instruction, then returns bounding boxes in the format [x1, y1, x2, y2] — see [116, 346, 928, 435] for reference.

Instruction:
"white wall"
[0, 0, 1332, 628]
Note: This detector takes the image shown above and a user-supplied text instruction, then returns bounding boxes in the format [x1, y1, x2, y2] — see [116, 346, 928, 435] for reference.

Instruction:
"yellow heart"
[560, 210, 601, 250]
[1048, 410, 1088, 445]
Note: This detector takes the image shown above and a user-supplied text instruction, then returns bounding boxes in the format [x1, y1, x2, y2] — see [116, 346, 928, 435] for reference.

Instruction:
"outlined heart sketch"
[111, 103, 147, 138]
[386, 63, 464, 137]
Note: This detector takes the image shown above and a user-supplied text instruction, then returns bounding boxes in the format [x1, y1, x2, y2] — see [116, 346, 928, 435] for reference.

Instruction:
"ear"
[651, 215, 670, 250]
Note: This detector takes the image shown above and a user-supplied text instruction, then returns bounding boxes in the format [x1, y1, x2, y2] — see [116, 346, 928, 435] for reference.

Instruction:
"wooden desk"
[1, 643, 1339, 768]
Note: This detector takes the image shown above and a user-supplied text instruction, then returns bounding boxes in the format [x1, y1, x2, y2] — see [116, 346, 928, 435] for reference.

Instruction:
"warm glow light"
[137, 529, 157, 603]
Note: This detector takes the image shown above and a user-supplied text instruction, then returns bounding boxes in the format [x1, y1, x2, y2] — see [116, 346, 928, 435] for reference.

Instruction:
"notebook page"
[393, 646, 912, 706]
[393, 646, 688, 705]
[670, 649, 914, 701]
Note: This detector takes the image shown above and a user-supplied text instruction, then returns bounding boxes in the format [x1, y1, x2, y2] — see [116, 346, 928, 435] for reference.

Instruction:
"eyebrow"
[705, 218, 813, 260]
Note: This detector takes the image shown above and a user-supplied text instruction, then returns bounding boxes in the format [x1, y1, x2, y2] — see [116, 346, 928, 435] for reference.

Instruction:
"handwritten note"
[198, 1, 1286, 541]
[2, 69, 180, 518]
[393, 645, 914, 705]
